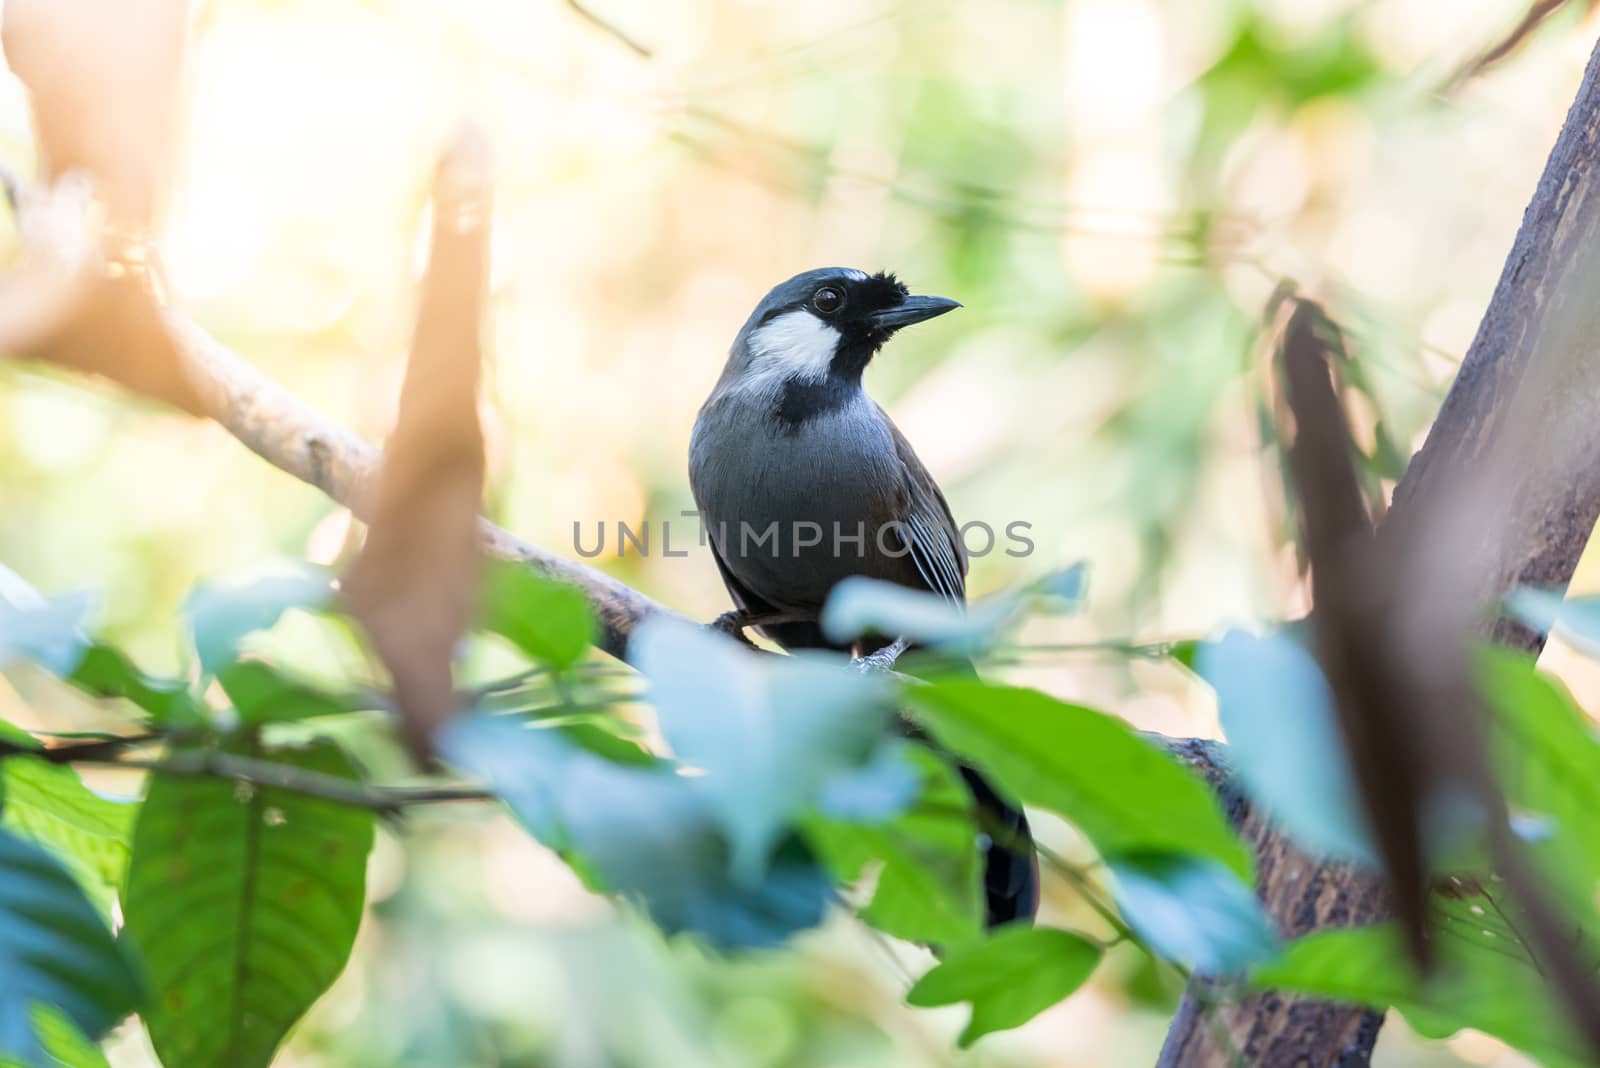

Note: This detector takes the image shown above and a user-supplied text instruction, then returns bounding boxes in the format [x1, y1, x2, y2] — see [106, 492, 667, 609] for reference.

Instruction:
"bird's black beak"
[867, 294, 962, 331]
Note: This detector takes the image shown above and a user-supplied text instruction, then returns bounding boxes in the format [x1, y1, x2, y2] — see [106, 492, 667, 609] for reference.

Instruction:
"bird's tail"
[958, 763, 1040, 927]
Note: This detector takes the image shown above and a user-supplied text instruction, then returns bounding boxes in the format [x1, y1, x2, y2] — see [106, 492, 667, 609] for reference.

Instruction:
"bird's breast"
[690, 388, 906, 609]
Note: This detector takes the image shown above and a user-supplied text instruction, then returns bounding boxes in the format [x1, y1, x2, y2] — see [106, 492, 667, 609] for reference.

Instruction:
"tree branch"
[1159, 32, 1600, 1068]
[159, 313, 678, 659]
[54, 746, 495, 813]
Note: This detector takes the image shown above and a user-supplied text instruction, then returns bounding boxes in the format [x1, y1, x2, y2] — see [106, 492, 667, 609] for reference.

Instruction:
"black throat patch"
[774, 374, 856, 431]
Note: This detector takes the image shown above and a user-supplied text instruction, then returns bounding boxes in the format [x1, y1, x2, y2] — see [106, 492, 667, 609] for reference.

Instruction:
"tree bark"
[1156, 34, 1600, 1067]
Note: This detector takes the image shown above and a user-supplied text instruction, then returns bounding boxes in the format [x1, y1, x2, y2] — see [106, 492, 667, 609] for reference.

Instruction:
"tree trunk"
[1157, 33, 1600, 1067]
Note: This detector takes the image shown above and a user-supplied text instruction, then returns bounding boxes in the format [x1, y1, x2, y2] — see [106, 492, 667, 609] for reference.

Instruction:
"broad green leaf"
[478, 561, 596, 670]
[0, 827, 143, 1064]
[1199, 630, 1374, 863]
[1254, 878, 1596, 1068]
[631, 619, 900, 883]
[2, 758, 134, 907]
[123, 738, 373, 1068]
[441, 716, 830, 949]
[805, 748, 984, 946]
[1107, 852, 1277, 973]
[217, 661, 369, 724]
[185, 566, 334, 677]
[907, 926, 1101, 1046]
[67, 644, 198, 723]
[907, 680, 1251, 878]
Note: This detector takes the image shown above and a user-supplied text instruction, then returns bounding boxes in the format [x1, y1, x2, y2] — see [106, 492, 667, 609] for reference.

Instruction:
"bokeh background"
[3, 0, 1600, 1064]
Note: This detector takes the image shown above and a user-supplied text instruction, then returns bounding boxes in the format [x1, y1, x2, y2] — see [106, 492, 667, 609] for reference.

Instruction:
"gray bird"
[690, 267, 1039, 927]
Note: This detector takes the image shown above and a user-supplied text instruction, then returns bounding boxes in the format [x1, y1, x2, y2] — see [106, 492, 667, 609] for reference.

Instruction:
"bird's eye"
[812, 286, 844, 314]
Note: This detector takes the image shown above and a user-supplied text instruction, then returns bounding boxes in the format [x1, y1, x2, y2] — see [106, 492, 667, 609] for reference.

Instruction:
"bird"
[689, 266, 1039, 928]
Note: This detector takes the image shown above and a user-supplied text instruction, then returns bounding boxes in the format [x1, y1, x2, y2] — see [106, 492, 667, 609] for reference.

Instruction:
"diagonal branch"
[159, 312, 678, 660]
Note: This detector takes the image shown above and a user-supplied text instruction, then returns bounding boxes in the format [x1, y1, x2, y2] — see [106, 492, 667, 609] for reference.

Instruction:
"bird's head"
[726, 268, 961, 390]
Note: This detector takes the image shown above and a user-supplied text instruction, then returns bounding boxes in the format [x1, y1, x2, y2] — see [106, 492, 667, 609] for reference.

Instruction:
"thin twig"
[565, 0, 651, 57]
[67, 748, 493, 812]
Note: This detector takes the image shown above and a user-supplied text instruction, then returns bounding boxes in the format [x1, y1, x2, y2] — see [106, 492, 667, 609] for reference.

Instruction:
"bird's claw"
[853, 636, 910, 674]
[708, 610, 758, 648]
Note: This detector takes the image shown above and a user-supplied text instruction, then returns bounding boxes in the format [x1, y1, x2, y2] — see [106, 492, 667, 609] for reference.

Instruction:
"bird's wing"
[885, 408, 968, 606]
[705, 526, 772, 616]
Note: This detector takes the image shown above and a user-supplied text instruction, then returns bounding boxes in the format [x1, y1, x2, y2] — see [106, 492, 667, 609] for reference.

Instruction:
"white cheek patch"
[740, 309, 841, 393]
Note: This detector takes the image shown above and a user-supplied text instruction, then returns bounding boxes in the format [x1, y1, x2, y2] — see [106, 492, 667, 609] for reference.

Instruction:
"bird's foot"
[708, 610, 758, 648]
[853, 636, 910, 675]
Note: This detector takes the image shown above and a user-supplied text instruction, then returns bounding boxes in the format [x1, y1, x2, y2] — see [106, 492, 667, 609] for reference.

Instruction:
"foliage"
[906, 926, 1101, 1047]
[123, 739, 373, 1068]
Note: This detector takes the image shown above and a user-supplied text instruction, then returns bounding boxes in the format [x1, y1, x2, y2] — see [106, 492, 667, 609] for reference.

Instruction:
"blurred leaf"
[907, 680, 1252, 878]
[631, 619, 899, 883]
[0, 826, 143, 1064]
[1027, 562, 1090, 609]
[441, 716, 830, 949]
[1193, 16, 1383, 166]
[1253, 878, 1597, 1068]
[0, 1004, 111, 1068]
[186, 567, 334, 677]
[0, 2, 202, 412]
[1107, 852, 1278, 973]
[1, 757, 133, 907]
[556, 720, 658, 767]
[68, 644, 197, 723]
[906, 926, 1101, 1047]
[805, 748, 984, 946]
[343, 129, 491, 758]
[0, 582, 197, 721]
[2, 0, 188, 228]
[1505, 587, 1600, 657]
[822, 578, 1011, 652]
[0, 591, 92, 677]
[216, 661, 369, 725]
[123, 739, 373, 1068]
[478, 560, 597, 670]
[814, 741, 921, 823]
[821, 563, 1089, 652]
[1477, 648, 1600, 889]
[1199, 629, 1375, 863]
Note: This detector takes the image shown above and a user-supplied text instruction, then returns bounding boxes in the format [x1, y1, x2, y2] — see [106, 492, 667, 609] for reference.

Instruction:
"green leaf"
[123, 738, 373, 1068]
[907, 680, 1252, 878]
[631, 619, 901, 882]
[185, 567, 334, 677]
[0, 827, 143, 1064]
[1253, 879, 1596, 1068]
[216, 661, 369, 724]
[1, 758, 134, 907]
[478, 561, 597, 670]
[805, 748, 984, 945]
[1199, 630, 1374, 863]
[906, 926, 1101, 1046]
[1477, 647, 1600, 900]
[67, 644, 198, 724]
[1107, 852, 1277, 973]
